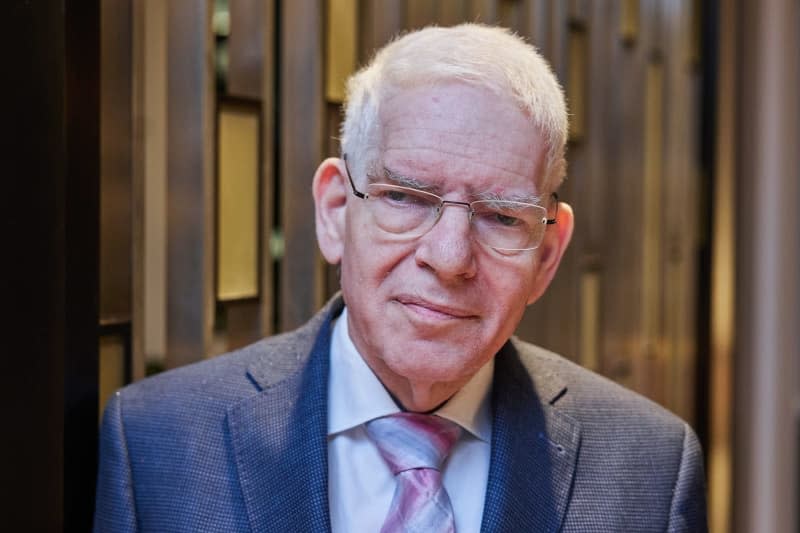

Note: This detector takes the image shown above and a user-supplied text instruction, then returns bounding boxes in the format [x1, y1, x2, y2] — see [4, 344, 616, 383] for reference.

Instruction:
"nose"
[414, 202, 477, 280]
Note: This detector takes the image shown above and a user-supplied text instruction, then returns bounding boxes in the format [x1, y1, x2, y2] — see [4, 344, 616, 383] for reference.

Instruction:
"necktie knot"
[365, 412, 462, 475]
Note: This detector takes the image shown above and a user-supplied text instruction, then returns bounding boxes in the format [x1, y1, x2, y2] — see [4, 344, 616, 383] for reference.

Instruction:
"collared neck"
[327, 306, 493, 442]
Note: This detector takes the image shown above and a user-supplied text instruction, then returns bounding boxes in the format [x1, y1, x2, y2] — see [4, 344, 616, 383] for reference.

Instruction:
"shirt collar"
[327, 306, 493, 442]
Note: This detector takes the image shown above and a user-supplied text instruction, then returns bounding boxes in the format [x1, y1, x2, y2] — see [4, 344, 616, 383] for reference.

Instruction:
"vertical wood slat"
[259, 0, 276, 335]
[468, 0, 497, 23]
[281, 0, 326, 330]
[166, 0, 215, 366]
[407, 0, 437, 29]
[733, 1, 800, 532]
[498, 0, 523, 33]
[228, 0, 264, 100]
[661, 0, 699, 423]
[568, 0, 588, 23]
[641, 57, 664, 403]
[136, 0, 169, 370]
[100, 0, 133, 324]
[360, 0, 404, 62]
[437, 0, 466, 26]
[524, 0, 550, 56]
[601, 0, 648, 390]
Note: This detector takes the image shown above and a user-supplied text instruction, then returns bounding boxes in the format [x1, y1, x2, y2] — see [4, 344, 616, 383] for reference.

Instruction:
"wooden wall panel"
[100, 0, 133, 325]
[407, 0, 437, 29]
[281, 0, 326, 330]
[498, 0, 523, 32]
[524, 0, 550, 55]
[259, 0, 276, 335]
[228, 0, 264, 99]
[437, 0, 467, 26]
[165, 0, 215, 367]
[468, 0, 497, 23]
[661, 0, 700, 422]
[360, 0, 404, 62]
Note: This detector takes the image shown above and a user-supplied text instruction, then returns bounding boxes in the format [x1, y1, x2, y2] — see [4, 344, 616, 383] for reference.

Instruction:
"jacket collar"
[226, 297, 343, 532]
[480, 340, 581, 533]
[226, 296, 579, 533]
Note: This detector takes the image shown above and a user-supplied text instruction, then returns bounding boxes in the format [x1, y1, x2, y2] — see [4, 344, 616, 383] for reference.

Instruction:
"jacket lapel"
[481, 341, 581, 533]
[226, 299, 342, 532]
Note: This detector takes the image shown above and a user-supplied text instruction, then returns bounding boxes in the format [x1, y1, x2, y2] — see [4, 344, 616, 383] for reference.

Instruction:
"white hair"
[340, 23, 568, 192]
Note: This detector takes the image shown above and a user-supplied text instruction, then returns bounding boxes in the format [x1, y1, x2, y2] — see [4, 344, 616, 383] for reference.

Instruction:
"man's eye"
[384, 190, 411, 203]
[489, 212, 523, 227]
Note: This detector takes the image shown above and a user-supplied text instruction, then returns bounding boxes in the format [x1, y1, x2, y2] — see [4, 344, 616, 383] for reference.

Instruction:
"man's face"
[316, 82, 570, 409]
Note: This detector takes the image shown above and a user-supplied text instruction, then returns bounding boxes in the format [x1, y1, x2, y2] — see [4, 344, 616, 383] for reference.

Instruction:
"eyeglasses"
[343, 154, 557, 252]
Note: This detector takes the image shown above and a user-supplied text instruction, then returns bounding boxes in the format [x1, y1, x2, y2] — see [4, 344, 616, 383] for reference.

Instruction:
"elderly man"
[95, 24, 707, 532]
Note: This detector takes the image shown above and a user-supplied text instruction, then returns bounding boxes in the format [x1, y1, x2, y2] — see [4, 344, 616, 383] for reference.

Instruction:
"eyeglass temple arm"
[342, 153, 366, 199]
[546, 192, 559, 225]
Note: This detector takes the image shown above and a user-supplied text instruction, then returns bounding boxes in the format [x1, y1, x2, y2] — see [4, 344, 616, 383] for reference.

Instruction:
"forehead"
[376, 83, 548, 196]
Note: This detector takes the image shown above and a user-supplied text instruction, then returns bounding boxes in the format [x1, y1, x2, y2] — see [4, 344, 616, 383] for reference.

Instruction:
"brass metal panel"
[100, 0, 133, 323]
[407, 0, 436, 29]
[281, 0, 326, 330]
[166, 0, 215, 365]
[326, 0, 357, 103]
[217, 103, 260, 301]
[566, 25, 587, 142]
[359, 0, 404, 62]
[620, 0, 639, 46]
[98, 334, 126, 418]
[228, 0, 264, 100]
[579, 270, 601, 371]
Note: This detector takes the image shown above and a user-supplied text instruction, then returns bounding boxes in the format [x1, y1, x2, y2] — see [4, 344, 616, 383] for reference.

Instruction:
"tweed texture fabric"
[94, 294, 707, 532]
[366, 413, 461, 533]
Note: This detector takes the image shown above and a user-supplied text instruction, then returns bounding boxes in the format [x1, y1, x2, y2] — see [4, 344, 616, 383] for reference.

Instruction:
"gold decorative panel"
[567, 24, 587, 142]
[217, 102, 260, 301]
[580, 270, 601, 371]
[620, 0, 639, 45]
[325, 0, 357, 103]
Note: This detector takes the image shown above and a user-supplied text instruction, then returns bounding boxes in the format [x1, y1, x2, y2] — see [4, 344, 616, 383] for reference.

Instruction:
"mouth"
[394, 295, 479, 321]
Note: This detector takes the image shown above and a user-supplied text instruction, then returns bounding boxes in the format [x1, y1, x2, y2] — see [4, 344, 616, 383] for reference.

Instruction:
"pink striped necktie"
[365, 412, 462, 533]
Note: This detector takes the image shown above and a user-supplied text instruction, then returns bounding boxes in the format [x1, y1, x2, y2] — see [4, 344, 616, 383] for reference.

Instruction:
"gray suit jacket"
[94, 296, 707, 532]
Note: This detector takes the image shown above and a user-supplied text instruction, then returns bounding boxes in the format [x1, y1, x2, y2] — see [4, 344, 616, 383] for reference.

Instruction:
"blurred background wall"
[4, 0, 798, 531]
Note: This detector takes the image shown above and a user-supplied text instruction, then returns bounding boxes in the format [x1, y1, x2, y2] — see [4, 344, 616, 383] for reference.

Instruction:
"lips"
[394, 294, 479, 320]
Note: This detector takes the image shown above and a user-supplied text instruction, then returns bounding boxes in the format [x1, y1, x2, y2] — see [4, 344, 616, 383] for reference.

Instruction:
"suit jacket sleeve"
[667, 423, 708, 532]
[94, 392, 138, 533]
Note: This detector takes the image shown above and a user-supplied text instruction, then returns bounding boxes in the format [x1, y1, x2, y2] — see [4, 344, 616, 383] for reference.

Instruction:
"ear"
[526, 201, 574, 304]
[313, 157, 349, 265]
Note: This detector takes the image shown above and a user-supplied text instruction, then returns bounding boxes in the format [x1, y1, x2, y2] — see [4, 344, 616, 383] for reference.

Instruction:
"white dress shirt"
[328, 307, 493, 533]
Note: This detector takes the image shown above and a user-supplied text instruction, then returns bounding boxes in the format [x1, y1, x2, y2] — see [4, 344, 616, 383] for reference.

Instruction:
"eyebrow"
[377, 167, 438, 192]
[378, 166, 543, 205]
